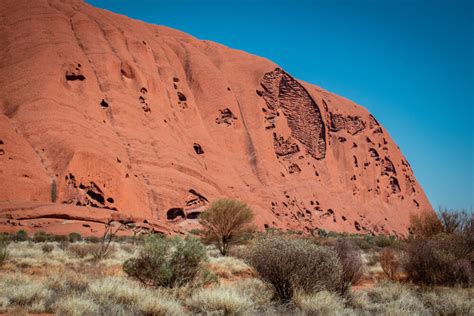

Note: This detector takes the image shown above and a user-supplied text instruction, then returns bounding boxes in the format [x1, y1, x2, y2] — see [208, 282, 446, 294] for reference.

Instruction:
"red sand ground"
[0, 0, 431, 237]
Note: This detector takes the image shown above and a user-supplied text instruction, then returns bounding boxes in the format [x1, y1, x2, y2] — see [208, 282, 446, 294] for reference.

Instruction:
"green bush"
[68, 232, 82, 243]
[374, 235, 397, 248]
[14, 230, 29, 241]
[245, 236, 342, 302]
[123, 235, 208, 288]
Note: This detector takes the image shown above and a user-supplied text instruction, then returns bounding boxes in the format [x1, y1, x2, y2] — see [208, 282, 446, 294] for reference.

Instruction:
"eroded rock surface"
[0, 0, 432, 236]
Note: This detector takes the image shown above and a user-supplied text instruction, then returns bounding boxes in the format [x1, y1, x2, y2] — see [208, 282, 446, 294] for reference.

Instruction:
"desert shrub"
[404, 236, 472, 286]
[68, 232, 82, 243]
[374, 235, 398, 248]
[14, 230, 29, 242]
[380, 248, 398, 280]
[409, 211, 443, 238]
[0, 235, 9, 265]
[334, 239, 364, 295]
[439, 208, 471, 234]
[41, 244, 54, 254]
[186, 285, 253, 315]
[404, 210, 473, 287]
[67, 244, 95, 258]
[33, 231, 50, 243]
[123, 235, 208, 288]
[245, 236, 342, 302]
[85, 236, 101, 243]
[294, 290, 349, 315]
[199, 198, 255, 256]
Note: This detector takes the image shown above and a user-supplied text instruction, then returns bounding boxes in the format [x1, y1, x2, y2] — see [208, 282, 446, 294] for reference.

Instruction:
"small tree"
[199, 199, 255, 256]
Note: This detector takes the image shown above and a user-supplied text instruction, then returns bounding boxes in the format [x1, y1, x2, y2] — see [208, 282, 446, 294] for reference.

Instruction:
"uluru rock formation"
[0, 0, 432, 237]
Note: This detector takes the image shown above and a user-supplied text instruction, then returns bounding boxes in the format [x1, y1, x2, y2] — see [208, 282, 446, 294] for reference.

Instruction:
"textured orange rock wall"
[0, 0, 431, 236]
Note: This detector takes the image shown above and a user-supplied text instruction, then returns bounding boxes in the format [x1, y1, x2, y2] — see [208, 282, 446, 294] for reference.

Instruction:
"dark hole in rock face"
[86, 190, 105, 204]
[177, 92, 187, 101]
[354, 221, 361, 231]
[338, 137, 347, 143]
[186, 211, 201, 219]
[66, 73, 85, 81]
[0, 140, 3, 145]
[107, 197, 114, 203]
[167, 208, 184, 220]
[342, 216, 347, 221]
[227, 87, 231, 91]
[140, 87, 148, 94]
[100, 99, 109, 108]
[173, 77, 180, 82]
[264, 223, 269, 229]
[82, 224, 91, 228]
[0, 149, 4, 155]
[193, 143, 204, 154]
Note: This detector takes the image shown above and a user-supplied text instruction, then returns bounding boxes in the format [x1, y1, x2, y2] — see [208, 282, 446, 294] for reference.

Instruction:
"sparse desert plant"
[33, 231, 50, 243]
[245, 236, 342, 302]
[294, 290, 349, 315]
[123, 234, 208, 288]
[41, 244, 54, 254]
[67, 243, 95, 258]
[334, 239, 364, 295]
[409, 211, 443, 238]
[199, 198, 255, 256]
[187, 284, 253, 314]
[0, 235, 9, 265]
[68, 232, 82, 243]
[380, 248, 398, 280]
[404, 236, 472, 286]
[14, 230, 29, 242]
[232, 278, 273, 308]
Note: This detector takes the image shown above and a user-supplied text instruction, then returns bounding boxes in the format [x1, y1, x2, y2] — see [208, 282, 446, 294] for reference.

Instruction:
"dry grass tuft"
[187, 284, 254, 314]
[208, 256, 254, 278]
[294, 290, 351, 315]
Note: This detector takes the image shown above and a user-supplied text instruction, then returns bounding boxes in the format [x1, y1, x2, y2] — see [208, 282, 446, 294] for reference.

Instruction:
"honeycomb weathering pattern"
[0, 0, 432, 237]
[260, 68, 326, 160]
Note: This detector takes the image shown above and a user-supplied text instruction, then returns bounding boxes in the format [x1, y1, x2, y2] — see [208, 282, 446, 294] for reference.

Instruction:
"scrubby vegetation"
[199, 198, 255, 256]
[0, 208, 472, 315]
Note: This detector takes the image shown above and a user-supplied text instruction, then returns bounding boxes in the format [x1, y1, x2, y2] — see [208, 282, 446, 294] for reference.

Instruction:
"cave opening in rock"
[167, 208, 185, 220]
[193, 143, 204, 154]
[186, 211, 201, 219]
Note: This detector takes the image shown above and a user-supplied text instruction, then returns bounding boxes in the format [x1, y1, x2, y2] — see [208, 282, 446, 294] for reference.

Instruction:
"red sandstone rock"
[0, 0, 431, 237]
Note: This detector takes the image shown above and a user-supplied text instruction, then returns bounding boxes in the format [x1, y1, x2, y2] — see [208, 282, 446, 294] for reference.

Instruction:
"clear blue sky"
[87, 0, 473, 211]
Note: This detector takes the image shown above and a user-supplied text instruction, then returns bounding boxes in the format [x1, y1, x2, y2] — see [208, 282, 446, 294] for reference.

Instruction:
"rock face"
[0, 0, 432, 236]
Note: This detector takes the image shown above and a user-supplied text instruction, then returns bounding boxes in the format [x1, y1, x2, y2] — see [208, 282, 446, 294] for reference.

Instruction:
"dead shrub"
[409, 211, 443, 238]
[334, 239, 364, 295]
[245, 236, 342, 302]
[41, 244, 54, 254]
[380, 248, 398, 280]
